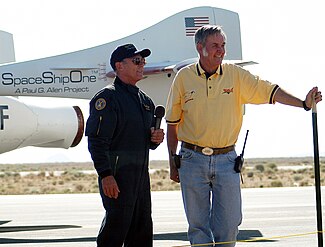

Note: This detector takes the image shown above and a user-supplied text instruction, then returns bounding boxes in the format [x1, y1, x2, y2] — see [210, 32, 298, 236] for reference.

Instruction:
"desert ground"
[0, 157, 324, 195]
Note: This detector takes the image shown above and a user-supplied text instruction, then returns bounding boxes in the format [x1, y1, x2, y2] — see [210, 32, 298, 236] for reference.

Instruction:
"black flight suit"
[85, 77, 159, 247]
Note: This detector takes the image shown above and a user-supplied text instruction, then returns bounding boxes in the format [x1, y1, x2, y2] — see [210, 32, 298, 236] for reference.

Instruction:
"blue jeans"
[178, 147, 242, 247]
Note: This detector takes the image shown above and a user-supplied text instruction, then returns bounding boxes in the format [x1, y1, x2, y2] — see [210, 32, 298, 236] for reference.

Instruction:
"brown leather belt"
[182, 142, 235, 156]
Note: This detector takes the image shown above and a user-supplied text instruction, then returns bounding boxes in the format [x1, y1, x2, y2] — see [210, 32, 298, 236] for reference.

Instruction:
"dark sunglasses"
[131, 57, 146, 66]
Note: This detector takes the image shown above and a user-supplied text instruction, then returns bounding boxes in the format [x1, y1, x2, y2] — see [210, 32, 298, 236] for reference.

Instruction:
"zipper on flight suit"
[96, 116, 103, 136]
[114, 156, 119, 176]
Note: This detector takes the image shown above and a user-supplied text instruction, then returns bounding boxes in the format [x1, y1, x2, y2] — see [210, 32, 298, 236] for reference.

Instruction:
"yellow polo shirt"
[165, 62, 279, 148]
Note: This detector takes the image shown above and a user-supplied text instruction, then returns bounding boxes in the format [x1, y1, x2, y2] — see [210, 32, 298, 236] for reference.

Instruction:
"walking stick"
[312, 97, 323, 247]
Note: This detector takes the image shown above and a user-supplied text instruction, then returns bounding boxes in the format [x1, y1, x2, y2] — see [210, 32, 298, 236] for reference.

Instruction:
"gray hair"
[194, 25, 227, 47]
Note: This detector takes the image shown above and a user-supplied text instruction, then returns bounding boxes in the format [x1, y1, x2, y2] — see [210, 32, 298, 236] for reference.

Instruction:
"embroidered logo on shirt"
[222, 87, 234, 94]
[143, 104, 151, 111]
[95, 98, 106, 110]
[184, 90, 195, 103]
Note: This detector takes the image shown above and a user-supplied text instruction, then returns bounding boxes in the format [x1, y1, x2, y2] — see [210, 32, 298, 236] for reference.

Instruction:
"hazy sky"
[0, 0, 324, 163]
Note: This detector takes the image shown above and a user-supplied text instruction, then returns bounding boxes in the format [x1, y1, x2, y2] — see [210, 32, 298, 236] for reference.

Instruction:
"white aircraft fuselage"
[0, 6, 243, 154]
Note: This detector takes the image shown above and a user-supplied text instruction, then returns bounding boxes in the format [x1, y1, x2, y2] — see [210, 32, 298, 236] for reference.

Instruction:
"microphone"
[154, 105, 165, 130]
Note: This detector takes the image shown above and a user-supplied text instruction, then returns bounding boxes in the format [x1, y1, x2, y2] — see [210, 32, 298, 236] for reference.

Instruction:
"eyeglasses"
[131, 57, 146, 66]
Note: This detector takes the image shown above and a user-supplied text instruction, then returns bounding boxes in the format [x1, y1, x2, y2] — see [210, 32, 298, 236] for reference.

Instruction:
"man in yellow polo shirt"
[165, 25, 322, 247]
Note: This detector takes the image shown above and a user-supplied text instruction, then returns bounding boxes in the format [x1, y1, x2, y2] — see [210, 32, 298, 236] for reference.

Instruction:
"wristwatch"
[302, 100, 311, 111]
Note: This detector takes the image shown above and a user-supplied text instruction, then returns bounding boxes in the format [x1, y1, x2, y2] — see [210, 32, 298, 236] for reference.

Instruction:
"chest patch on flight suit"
[95, 98, 106, 110]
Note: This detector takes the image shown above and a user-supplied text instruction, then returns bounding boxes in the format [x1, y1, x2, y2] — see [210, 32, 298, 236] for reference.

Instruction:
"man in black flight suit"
[85, 43, 165, 247]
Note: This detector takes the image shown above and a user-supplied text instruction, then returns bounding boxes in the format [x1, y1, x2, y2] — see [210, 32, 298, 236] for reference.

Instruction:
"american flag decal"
[184, 17, 210, 36]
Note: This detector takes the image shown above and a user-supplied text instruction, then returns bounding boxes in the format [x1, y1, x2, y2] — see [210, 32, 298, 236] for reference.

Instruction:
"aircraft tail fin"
[112, 6, 242, 63]
[0, 31, 16, 64]
[105, 6, 243, 76]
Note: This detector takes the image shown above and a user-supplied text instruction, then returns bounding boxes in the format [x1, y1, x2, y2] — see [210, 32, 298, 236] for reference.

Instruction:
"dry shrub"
[0, 158, 324, 194]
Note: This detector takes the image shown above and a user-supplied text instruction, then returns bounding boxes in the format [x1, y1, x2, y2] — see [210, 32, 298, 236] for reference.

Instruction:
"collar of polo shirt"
[196, 63, 223, 78]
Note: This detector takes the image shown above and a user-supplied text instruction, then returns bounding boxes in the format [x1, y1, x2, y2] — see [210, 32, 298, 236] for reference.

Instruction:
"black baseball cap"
[110, 44, 151, 70]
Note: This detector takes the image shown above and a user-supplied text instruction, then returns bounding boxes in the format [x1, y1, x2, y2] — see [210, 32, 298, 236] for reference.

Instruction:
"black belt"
[182, 142, 235, 156]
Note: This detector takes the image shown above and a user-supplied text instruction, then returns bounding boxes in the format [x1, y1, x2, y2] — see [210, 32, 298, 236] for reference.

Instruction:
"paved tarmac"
[0, 187, 324, 247]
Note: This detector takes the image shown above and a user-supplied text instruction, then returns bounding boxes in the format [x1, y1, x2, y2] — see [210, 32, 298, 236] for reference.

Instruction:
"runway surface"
[0, 187, 324, 247]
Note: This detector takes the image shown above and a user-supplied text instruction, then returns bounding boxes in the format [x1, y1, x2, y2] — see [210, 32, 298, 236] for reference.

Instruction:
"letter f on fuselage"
[0, 105, 9, 130]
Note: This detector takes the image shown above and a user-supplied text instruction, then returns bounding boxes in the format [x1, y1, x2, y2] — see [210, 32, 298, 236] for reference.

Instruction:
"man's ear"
[115, 61, 123, 71]
[196, 43, 203, 55]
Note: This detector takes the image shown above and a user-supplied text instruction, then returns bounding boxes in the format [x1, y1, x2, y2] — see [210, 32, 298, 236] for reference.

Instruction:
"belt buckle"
[202, 147, 213, 156]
